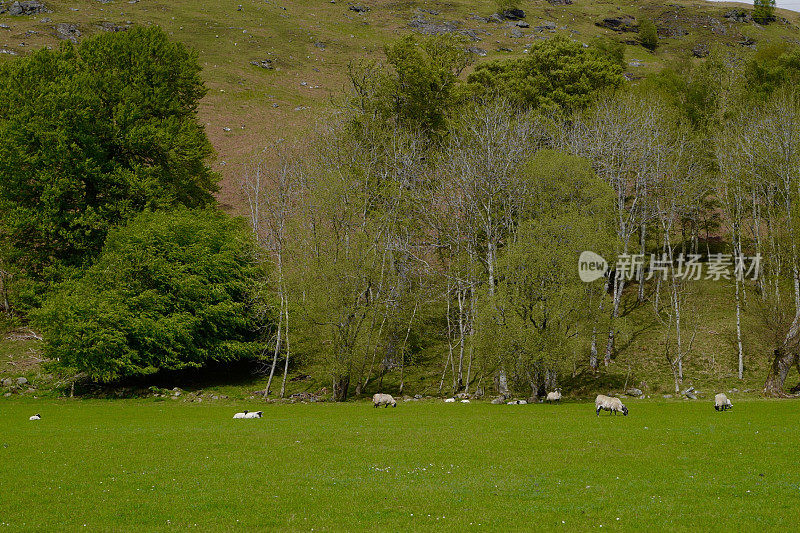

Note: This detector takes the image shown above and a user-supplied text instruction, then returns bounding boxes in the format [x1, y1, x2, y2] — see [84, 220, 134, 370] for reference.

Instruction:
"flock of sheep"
[26, 393, 735, 421]
[368, 391, 735, 416]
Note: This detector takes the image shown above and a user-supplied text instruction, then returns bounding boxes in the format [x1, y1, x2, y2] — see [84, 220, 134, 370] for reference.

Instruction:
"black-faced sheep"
[546, 391, 562, 403]
[373, 393, 397, 407]
[29, 413, 41, 421]
[714, 393, 732, 411]
[595, 394, 628, 416]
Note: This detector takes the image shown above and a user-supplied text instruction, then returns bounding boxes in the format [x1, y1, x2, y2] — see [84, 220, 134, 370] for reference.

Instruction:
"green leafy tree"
[33, 209, 265, 383]
[0, 26, 218, 299]
[348, 34, 472, 134]
[475, 150, 617, 395]
[639, 19, 659, 51]
[753, 0, 776, 24]
[741, 44, 800, 101]
[467, 35, 624, 113]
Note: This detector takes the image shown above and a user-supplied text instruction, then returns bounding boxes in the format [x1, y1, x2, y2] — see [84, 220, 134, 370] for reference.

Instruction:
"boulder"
[468, 46, 487, 56]
[692, 43, 709, 58]
[348, 4, 369, 13]
[55, 23, 80, 42]
[626, 388, 643, 397]
[724, 9, 751, 23]
[16, 377, 28, 386]
[1, 378, 12, 387]
[502, 8, 525, 20]
[250, 59, 274, 69]
[8, 0, 51, 15]
[595, 15, 637, 32]
[490, 396, 505, 404]
[516, 21, 529, 28]
[547, 0, 572, 4]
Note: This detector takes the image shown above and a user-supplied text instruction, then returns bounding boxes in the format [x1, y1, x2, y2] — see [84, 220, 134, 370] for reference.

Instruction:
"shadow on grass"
[70, 359, 272, 398]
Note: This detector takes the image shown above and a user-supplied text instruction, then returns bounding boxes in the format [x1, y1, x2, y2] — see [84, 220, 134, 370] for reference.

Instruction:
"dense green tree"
[754, 0, 776, 24]
[639, 19, 659, 51]
[348, 34, 472, 134]
[741, 44, 800, 101]
[33, 209, 264, 382]
[0, 26, 217, 295]
[467, 35, 624, 113]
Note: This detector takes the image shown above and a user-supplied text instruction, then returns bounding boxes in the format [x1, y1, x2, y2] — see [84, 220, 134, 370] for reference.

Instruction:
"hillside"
[2, 0, 799, 208]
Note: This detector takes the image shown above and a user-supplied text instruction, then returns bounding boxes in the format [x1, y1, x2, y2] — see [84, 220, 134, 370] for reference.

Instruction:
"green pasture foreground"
[1, 399, 798, 531]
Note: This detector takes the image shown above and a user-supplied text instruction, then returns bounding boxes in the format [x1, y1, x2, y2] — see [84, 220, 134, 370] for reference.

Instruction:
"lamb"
[507, 399, 527, 405]
[373, 393, 397, 407]
[460, 399, 470, 403]
[244, 411, 263, 418]
[444, 398, 456, 403]
[714, 393, 733, 411]
[29, 413, 41, 421]
[595, 394, 628, 416]
[233, 410, 252, 419]
[546, 390, 562, 403]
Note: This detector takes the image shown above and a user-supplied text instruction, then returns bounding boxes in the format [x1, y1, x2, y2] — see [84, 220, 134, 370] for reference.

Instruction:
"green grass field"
[1, 398, 798, 531]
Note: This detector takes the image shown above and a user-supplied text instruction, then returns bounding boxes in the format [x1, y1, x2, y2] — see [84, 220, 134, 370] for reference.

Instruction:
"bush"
[34, 210, 266, 382]
[753, 0, 776, 24]
[639, 19, 659, 51]
[467, 35, 624, 113]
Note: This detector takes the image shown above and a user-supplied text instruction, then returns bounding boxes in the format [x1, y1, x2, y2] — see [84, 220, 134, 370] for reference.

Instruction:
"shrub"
[34, 209, 266, 382]
[639, 19, 659, 51]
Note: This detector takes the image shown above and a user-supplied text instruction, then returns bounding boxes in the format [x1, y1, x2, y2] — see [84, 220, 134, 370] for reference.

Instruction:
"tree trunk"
[265, 294, 284, 396]
[333, 374, 350, 402]
[765, 308, 800, 396]
[280, 303, 290, 398]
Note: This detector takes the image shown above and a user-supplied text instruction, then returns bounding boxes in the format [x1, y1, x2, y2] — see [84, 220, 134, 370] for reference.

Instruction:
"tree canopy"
[0, 26, 218, 289]
[33, 209, 264, 382]
[467, 35, 624, 113]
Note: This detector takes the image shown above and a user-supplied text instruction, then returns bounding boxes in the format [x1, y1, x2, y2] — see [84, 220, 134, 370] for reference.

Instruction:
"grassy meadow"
[1, 398, 798, 531]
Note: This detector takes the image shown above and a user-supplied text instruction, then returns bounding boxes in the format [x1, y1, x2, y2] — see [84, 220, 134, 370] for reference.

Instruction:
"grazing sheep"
[373, 393, 397, 408]
[244, 411, 263, 419]
[714, 393, 733, 411]
[444, 398, 456, 403]
[29, 413, 41, 421]
[546, 391, 562, 403]
[233, 410, 250, 419]
[595, 394, 628, 416]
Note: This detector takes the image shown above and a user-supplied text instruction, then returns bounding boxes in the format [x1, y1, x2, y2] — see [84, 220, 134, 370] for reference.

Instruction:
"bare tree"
[240, 143, 297, 397]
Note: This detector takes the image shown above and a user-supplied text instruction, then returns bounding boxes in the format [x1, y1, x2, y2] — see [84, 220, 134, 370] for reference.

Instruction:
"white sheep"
[546, 390, 562, 403]
[460, 399, 470, 403]
[233, 410, 260, 419]
[29, 413, 41, 421]
[507, 399, 527, 405]
[444, 398, 456, 403]
[714, 393, 733, 411]
[373, 393, 397, 408]
[595, 394, 628, 416]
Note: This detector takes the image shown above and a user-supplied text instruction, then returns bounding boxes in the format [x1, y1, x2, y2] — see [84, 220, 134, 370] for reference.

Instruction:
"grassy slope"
[1, 398, 799, 530]
[2, 0, 799, 208]
[1, 1, 799, 397]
